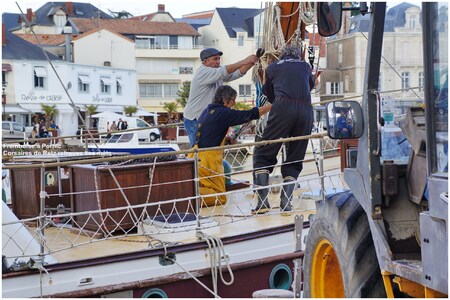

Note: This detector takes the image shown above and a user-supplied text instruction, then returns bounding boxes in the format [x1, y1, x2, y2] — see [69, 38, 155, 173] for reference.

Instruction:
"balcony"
[135, 45, 203, 59]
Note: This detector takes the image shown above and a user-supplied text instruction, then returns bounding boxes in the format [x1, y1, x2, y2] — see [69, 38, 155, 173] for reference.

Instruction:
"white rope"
[196, 231, 234, 297]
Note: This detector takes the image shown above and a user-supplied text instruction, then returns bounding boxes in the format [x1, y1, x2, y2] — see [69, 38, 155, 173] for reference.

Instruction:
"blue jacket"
[197, 103, 259, 148]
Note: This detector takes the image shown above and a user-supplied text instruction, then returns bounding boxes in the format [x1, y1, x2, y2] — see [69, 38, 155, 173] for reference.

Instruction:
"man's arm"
[226, 55, 258, 75]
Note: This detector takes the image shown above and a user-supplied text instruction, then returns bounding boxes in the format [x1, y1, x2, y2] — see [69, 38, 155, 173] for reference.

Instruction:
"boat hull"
[2, 227, 303, 298]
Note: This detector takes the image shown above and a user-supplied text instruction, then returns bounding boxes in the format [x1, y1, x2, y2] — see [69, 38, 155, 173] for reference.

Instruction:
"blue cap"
[200, 48, 223, 61]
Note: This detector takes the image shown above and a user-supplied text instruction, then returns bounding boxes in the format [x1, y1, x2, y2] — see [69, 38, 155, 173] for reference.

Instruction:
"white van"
[96, 115, 160, 141]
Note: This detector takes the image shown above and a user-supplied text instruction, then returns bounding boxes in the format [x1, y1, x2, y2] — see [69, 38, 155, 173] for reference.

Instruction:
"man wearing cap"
[183, 48, 258, 147]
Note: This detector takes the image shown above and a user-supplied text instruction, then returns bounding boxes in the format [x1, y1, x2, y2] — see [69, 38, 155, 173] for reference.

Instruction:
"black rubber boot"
[280, 177, 296, 216]
[251, 171, 270, 214]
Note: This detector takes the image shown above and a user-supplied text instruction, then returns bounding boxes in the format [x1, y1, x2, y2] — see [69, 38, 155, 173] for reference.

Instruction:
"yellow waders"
[188, 139, 227, 206]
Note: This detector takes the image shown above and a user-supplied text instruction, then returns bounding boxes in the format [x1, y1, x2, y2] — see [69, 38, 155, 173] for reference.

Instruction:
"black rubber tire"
[150, 133, 157, 142]
[303, 191, 386, 298]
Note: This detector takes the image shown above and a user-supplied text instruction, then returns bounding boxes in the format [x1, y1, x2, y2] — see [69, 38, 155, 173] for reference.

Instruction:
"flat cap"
[200, 48, 223, 61]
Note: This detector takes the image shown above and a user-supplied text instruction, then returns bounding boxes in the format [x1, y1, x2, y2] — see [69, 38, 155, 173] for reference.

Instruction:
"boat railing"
[2, 133, 347, 266]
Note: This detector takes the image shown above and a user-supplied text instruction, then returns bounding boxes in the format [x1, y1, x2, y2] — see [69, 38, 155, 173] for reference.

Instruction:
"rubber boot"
[280, 177, 296, 216]
[251, 170, 270, 214]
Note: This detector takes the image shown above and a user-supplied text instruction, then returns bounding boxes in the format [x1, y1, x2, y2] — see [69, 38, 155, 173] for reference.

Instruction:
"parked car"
[2, 121, 30, 141]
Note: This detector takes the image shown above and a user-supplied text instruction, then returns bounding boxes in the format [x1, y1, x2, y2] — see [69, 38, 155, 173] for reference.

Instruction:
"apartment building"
[321, 2, 436, 111]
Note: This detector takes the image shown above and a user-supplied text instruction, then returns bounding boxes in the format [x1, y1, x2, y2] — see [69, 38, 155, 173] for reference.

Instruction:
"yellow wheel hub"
[310, 239, 345, 297]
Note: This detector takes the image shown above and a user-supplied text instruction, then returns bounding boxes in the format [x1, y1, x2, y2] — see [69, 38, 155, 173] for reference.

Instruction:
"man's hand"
[244, 54, 259, 65]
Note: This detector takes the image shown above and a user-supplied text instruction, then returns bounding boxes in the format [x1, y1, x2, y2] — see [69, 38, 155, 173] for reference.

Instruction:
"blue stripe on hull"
[88, 148, 176, 154]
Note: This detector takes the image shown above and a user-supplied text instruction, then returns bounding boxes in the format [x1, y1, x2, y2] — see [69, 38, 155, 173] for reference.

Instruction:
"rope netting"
[2, 134, 346, 265]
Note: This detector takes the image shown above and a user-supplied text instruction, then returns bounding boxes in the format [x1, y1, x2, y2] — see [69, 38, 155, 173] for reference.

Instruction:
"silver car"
[2, 121, 27, 140]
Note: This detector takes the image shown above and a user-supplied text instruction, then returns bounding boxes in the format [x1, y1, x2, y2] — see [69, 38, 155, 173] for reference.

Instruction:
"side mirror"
[326, 100, 364, 139]
[317, 2, 343, 37]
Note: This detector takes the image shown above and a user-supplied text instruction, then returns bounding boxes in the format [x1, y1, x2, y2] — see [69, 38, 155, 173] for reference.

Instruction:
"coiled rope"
[196, 231, 234, 297]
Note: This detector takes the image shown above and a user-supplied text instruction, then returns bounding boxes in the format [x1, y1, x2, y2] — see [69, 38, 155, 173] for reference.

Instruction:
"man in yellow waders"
[189, 86, 271, 206]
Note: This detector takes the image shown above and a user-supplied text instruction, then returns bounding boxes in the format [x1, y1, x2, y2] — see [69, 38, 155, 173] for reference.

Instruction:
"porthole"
[141, 288, 168, 298]
[269, 264, 292, 290]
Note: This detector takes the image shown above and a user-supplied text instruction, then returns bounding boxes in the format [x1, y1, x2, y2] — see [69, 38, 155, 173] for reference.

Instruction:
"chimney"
[157, 4, 165, 12]
[2, 23, 6, 46]
[66, 2, 74, 15]
[26, 8, 33, 22]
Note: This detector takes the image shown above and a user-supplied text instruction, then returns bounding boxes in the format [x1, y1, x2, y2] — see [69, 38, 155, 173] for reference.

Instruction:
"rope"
[196, 231, 234, 297]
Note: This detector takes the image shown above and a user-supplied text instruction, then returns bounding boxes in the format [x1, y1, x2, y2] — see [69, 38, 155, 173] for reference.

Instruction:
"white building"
[3, 29, 136, 136]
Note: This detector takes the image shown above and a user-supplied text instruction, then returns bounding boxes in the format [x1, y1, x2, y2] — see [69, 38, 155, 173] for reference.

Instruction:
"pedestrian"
[117, 118, 124, 130]
[191, 85, 271, 206]
[110, 121, 118, 132]
[183, 48, 259, 147]
[252, 44, 317, 215]
[122, 121, 128, 130]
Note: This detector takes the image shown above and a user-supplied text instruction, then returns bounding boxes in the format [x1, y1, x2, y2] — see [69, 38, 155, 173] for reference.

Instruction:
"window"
[169, 36, 178, 49]
[78, 74, 90, 93]
[239, 85, 252, 97]
[326, 82, 341, 95]
[100, 77, 111, 94]
[2, 123, 9, 130]
[116, 78, 123, 95]
[331, 82, 339, 94]
[139, 83, 179, 98]
[13, 123, 24, 131]
[338, 44, 343, 64]
[155, 36, 169, 49]
[238, 35, 244, 47]
[418, 72, 424, 92]
[136, 119, 149, 128]
[34, 66, 47, 88]
[179, 67, 193, 74]
[164, 84, 179, 97]
[401, 72, 410, 91]
[54, 14, 66, 32]
[409, 15, 417, 28]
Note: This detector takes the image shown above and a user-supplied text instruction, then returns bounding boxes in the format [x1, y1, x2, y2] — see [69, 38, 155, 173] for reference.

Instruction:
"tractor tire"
[303, 191, 386, 298]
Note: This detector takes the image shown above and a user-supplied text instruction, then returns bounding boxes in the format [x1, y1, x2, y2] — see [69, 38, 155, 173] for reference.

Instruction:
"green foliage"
[83, 104, 98, 116]
[163, 102, 179, 122]
[83, 104, 99, 128]
[176, 81, 190, 108]
[233, 101, 251, 110]
[123, 106, 138, 117]
[40, 104, 58, 127]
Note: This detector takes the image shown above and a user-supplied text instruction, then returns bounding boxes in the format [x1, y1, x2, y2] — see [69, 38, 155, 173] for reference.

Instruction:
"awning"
[78, 75, 91, 84]
[2, 64, 12, 72]
[100, 77, 112, 85]
[2, 104, 29, 114]
[55, 104, 75, 113]
[97, 105, 124, 113]
[34, 66, 47, 77]
[18, 103, 74, 113]
[18, 103, 43, 112]
[133, 107, 157, 117]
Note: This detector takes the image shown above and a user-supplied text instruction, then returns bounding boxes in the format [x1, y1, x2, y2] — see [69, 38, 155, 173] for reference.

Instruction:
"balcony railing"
[135, 44, 203, 50]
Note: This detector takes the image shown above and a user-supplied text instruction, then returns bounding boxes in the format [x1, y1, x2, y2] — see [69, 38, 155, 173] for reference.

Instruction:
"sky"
[2, 0, 263, 18]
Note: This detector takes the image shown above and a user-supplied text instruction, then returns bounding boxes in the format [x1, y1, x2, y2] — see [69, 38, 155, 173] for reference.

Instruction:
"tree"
[83, 104, 99, 128]
[123, 106, 138, 117]
[163, 102, 179, 122]
[108, 9, 134, 19]
[176, 81, 190, 108]
[40, 104, 58, 128]
[233, 101, 251, 110]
